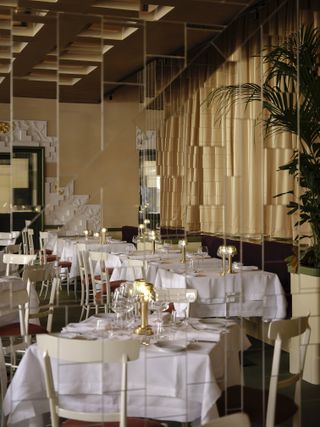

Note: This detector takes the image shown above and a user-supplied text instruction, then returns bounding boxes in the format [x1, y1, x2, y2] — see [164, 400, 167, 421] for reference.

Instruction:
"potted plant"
[205, 25, 320, 274]
[205, 25, 320, 384]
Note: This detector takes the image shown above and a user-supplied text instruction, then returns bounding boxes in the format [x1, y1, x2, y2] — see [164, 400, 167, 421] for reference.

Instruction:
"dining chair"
[4, 244, 22, 254]
[22, 229, 35, 255]
[0, 287, 29, 376]
[201, 413, 251, 427]
[3, 253, 37, 276]
[0, 340, 8, 427]
[155, 288, 198, 318]
[0, 264, 58, 357]
[22, 263, 59, 336]
[217, 316, 311, 427]
[39, 231, 72, 298]
[37, 334, 165, 427]
[88, 250, 119, 310]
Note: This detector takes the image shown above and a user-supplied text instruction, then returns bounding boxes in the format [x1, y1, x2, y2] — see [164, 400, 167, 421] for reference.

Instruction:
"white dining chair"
[3, 253, 37, 276]
[0, 340, 7, 427]
[4, 244, 22, 254]
[39, 231, 72, 298]
[37, 334, 165, 427]
[155, 287, 198, 318]
[0, 287, 29, 376]
[0, 264, 58, 370]
[88, 251, 112, 308]
[217, 315, 311, 427]
[22, 263, 59, 336]
[22, 229, 35, 255]
[111, 258, 146, 282]
[201, 413, 251, 427]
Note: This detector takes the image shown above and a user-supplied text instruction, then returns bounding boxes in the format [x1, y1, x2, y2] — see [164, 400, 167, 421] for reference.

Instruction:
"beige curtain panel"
[158, 1, 315, 241]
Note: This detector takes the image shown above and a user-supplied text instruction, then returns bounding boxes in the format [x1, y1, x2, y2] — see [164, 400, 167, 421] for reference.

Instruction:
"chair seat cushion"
[27, 323, 47, 334]
[0, 322, 21, 336]
[217, 384, 298, 424]
[59, 261, 72, 270]
[0, 322, 47, 336]
[46, 255, 58, 262]
[62, 417, 164, 427]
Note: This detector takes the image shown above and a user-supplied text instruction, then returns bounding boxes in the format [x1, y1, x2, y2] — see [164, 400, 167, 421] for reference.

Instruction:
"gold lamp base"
[135, 324, 154, 336]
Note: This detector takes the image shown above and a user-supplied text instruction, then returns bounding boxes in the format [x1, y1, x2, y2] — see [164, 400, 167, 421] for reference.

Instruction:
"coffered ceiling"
[0, 0, 257, 103]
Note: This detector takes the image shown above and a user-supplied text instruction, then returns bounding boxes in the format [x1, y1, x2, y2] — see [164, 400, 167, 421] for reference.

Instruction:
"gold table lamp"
[133, 279, 155, 336]
[217, 245, 238, 275]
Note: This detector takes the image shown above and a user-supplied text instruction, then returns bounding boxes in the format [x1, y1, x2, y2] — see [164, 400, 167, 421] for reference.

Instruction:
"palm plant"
[205, 25, 320, 269]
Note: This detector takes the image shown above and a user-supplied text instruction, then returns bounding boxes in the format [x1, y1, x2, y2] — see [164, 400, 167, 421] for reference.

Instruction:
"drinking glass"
[197, 245, 209, 257]
[111, 288, 135, 330]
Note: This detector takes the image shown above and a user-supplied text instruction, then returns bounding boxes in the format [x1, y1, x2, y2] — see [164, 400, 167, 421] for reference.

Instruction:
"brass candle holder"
[133, 279, 155, 336]
[179, 239, 187, 263]
[217, 245, 238, 275]
[101, 227, 107, 244]
[150, 230, 156, 254]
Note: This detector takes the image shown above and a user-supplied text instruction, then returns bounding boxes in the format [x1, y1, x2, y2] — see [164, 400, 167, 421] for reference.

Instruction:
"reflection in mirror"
[58, 12, 103, 237]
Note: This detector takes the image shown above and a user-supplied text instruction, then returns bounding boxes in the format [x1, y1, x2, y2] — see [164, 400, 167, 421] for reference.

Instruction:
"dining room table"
[110, 252, 287, 320]
[152, 259, 287, 319]
[52, 236, 136, 279]
[3, 313, 250, 427]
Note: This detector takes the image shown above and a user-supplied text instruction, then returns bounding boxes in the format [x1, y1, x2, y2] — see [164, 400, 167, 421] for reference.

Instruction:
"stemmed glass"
[111, 287, 135, 331]
[151, 300, 169, 337]
[197, 246, 209, 257]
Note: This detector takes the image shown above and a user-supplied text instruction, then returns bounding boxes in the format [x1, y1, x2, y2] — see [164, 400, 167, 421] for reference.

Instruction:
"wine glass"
[197, 245, 209, 257]
[111, 288, 135, 331]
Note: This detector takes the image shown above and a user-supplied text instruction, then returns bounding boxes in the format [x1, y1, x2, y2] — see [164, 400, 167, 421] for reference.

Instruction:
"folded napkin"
[233, 265, 258, 271]
[175, 326, 221, 343]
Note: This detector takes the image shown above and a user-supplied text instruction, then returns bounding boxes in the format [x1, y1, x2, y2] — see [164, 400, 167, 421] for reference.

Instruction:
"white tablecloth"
[53, 237, 135, 278]
[3, 317, 250, 427]
[154, 261, 287, 319]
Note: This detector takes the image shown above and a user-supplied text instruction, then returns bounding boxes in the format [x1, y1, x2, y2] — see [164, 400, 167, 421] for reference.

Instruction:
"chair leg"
[80, 305, 85, 321]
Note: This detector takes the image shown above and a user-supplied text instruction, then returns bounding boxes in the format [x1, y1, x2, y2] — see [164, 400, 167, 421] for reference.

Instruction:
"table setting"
[3, 279, 250, 427]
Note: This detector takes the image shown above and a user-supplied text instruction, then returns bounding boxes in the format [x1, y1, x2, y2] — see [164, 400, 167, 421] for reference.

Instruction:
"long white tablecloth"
[3, 317, 250, 427]
[154, 261, 287, 319]
[53, 237, 135, 278]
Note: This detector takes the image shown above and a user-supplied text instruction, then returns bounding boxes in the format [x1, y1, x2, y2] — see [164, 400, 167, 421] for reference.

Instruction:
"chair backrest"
[126, 258, 146, 279]
[37, 334, 140, 427]
[88, 250, 111, 301]
[0, 288, 29, 336]
[39, 232, 48, 251]
[266, 316, 311, 427]
[155, 288, 198, 317]
[4, 244, 22, 254]
[39, 231, 49, 263]
[88, 250, 110, 281]
[76, 243, 88, 306]
[22, 229, 35, 255]
[23, 263, 58, 333]
[0, 339, 8, 427]
[3, 253, 37, 276]
[201, 413, 251, 427]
